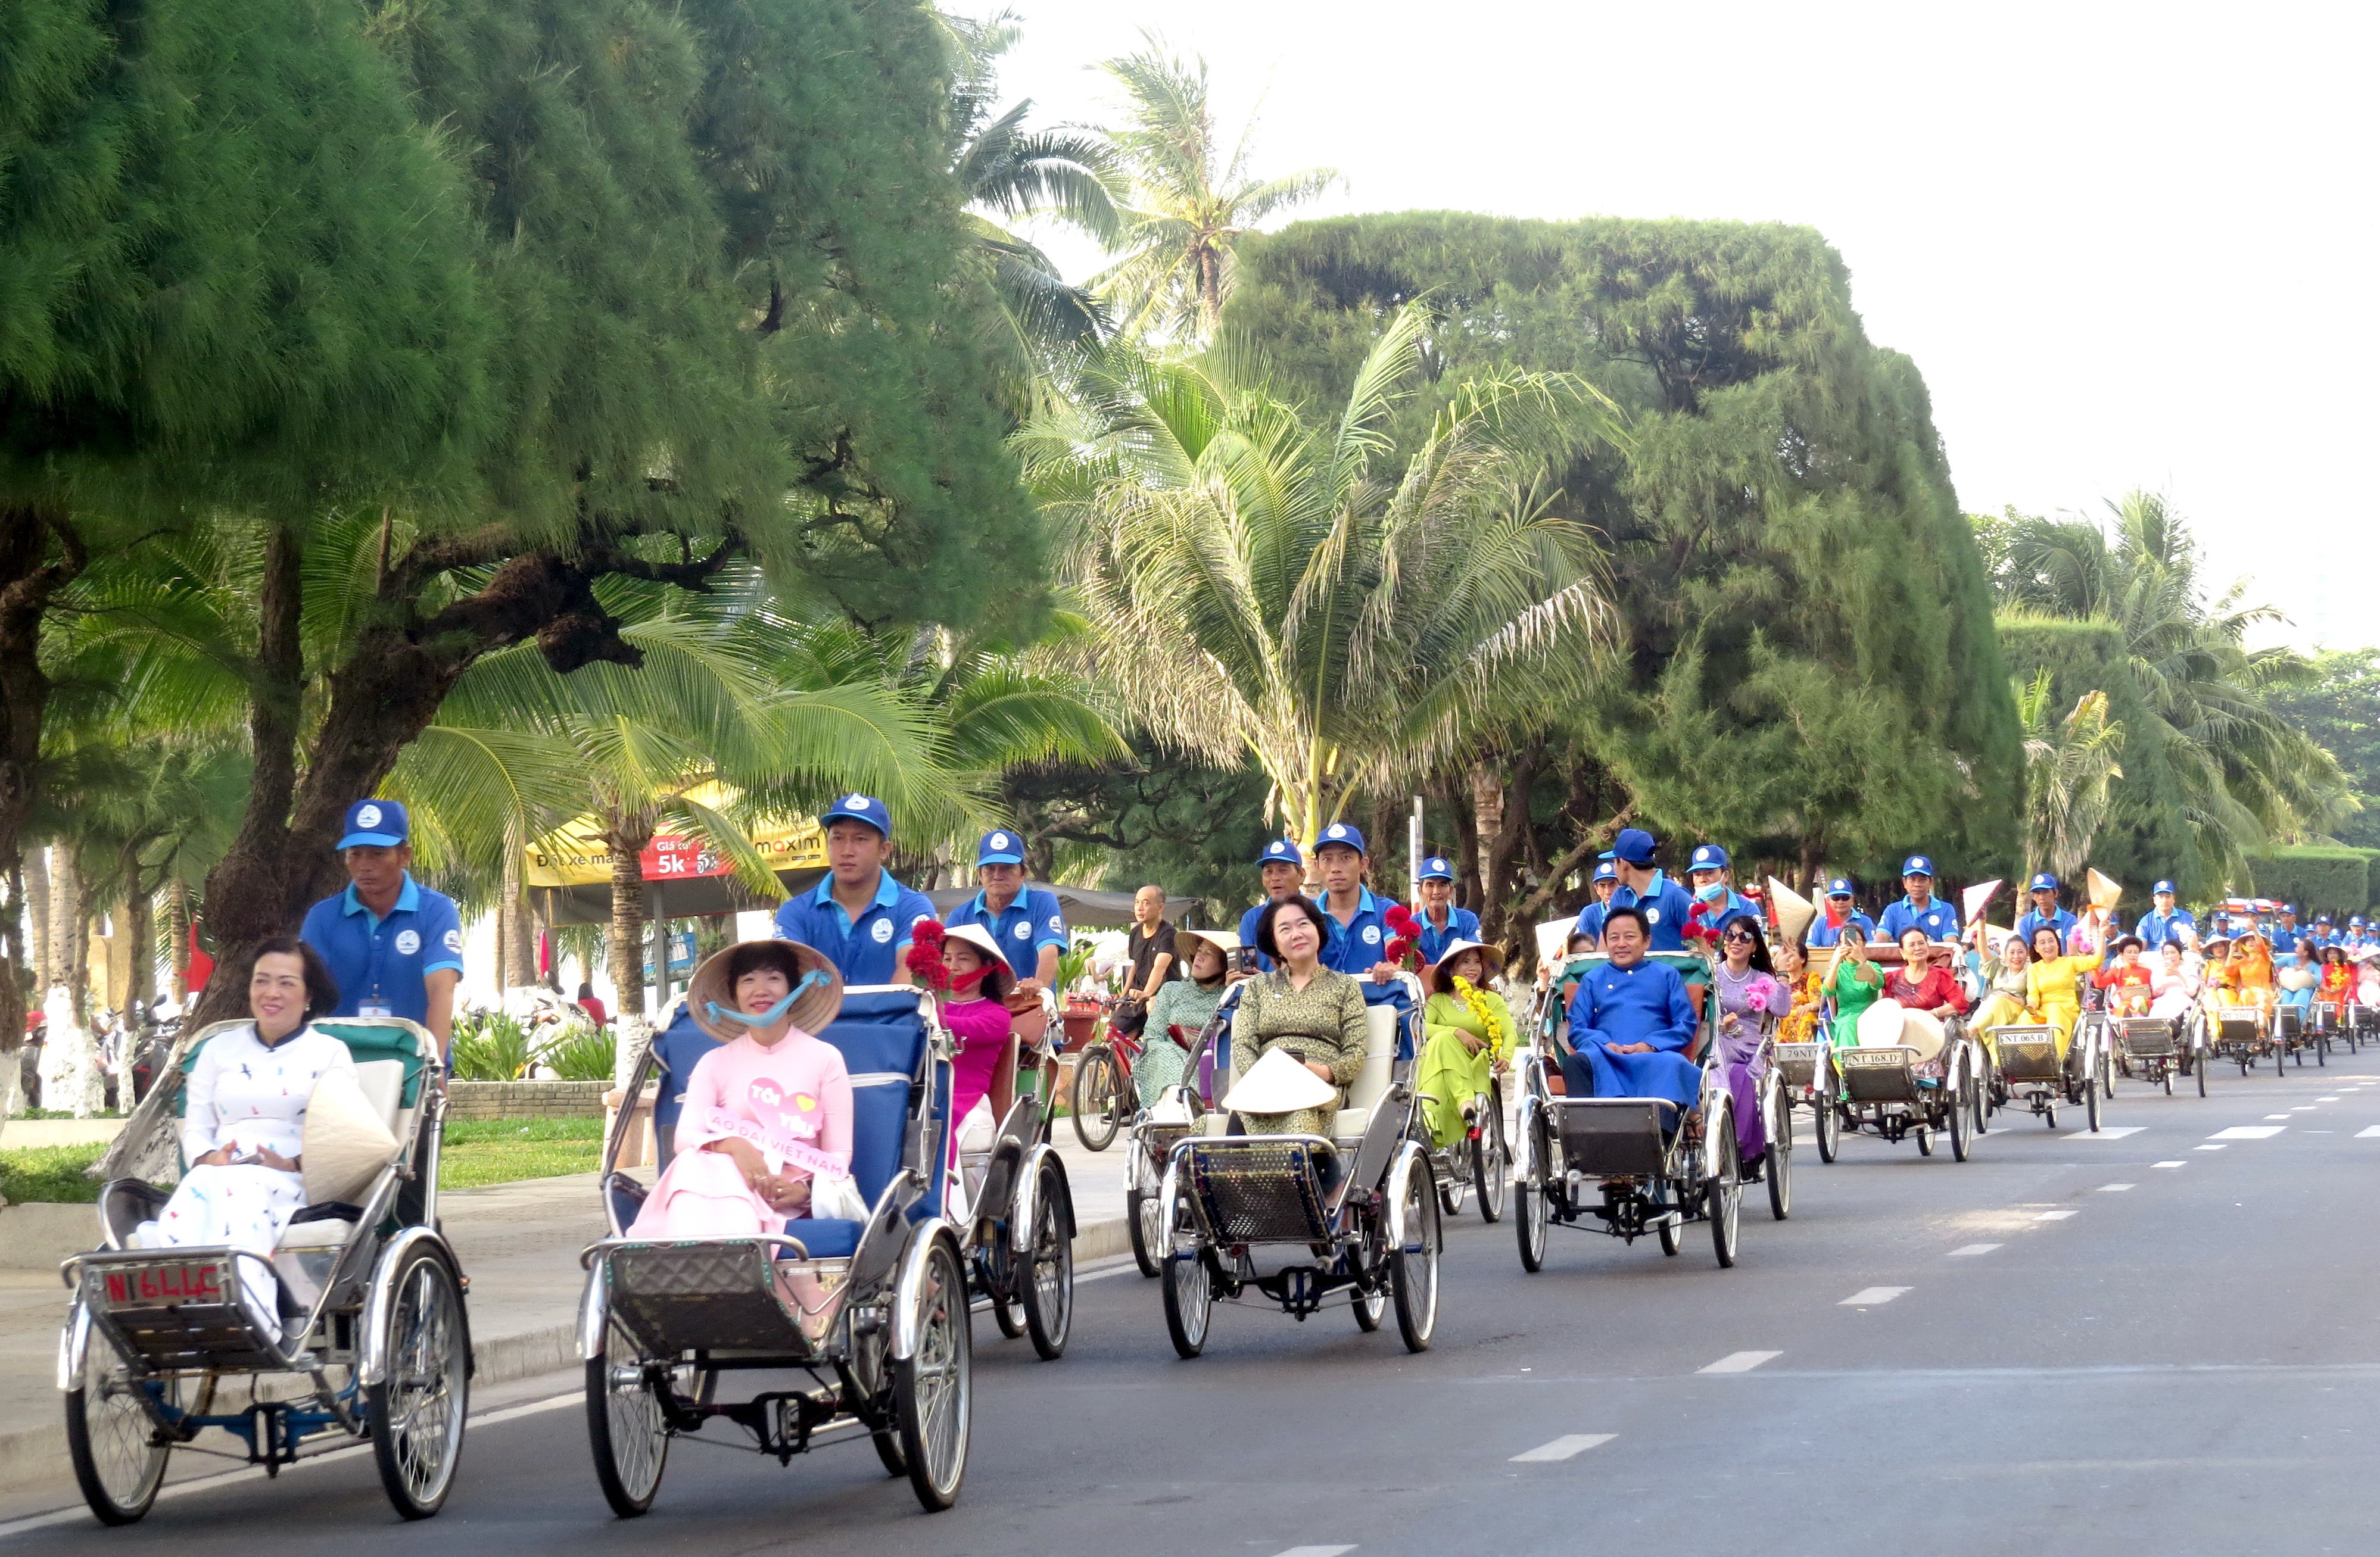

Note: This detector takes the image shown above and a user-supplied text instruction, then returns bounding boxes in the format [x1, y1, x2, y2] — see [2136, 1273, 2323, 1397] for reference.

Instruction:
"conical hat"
[2087, 869, 2123, 911]
[1855, 997, 1909, 1049]
[1766, 878, 1816, 944]
[301, 1062, 399, 1206]
[1430, 938, 1505, 992]
[1176, 926, 1240, 963]
[1899, 1006, 1947, 1062]
[686, 938, 845, 1042]
[1220, 1045, 1339, 1115]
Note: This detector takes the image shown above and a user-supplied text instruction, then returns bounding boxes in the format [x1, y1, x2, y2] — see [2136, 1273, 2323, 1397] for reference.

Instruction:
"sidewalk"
[0, 1132, 1133, 1494]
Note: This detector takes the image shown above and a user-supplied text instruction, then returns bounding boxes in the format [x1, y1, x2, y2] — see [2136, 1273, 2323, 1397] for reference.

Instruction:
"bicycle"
[1068, 1008, 1140, 1151]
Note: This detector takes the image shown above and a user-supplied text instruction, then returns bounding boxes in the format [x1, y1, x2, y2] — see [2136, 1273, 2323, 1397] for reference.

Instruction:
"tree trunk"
[166, 879, 192, 1000]
[39, 848, 103, 1116]
[1468, 762, 1504, 892]
[23, 845, 48, 1003]
[123, 868, 154, 1017]
[47, 845, 82, 1013]
[0, 860, 23, 1127]
[502, 812, 535, 989]
[0, 507, 86, 1073]
[1798, 832, 1825, 895]
[605, 807, 658, 1090]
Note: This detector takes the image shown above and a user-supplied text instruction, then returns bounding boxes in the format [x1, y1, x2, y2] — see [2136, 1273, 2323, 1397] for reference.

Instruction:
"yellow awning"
[524, 784, 827, 888]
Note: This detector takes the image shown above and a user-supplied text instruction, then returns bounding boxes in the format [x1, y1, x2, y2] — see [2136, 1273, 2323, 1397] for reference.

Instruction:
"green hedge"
[1996, 616, 2191, 910]
[2245, 847, 2374, 920]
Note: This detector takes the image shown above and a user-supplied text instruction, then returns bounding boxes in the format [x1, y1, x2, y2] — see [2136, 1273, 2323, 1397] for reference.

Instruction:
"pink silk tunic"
[943, 994, 1013, 1134]
[628, 1029, 853, 1240]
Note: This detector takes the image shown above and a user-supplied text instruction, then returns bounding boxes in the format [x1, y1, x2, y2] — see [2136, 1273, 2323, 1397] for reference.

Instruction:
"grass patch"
[1, 1142, 107, 1203]
[439, 1115, 606, 1190]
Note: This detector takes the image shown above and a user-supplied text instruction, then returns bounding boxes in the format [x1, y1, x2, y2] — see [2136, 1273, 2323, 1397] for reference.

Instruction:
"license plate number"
[104, 1262, 225, 1306]
[1843, 1049, 1905, 1067]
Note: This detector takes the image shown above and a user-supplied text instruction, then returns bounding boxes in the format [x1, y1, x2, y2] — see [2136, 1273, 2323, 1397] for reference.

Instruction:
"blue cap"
[823, 792, 893, 839]
[975, 828, 1026, 867]
[1826, 877, 1854, 898]
[1419, 856, 1455, 882]
[2282, 904, 2297, 915]
[1689, 843, 1730, 871]
[1258, 838, 1304, 868]
[1901, 854, 1934, 878]
[337, 798, 409, 850]
[1591, 860, 1618, 882]
[1314, 821, 1367, 854]
[2317, 913, 2334, 924]
[1612, 828, 1658, 865]
[2355, 917, 2367, 927]
[2028, 873, 2058, 892]
[2153, 879, 2175, 895]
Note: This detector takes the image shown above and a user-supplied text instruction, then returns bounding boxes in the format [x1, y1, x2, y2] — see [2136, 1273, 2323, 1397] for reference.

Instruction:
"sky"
[969, 0, 2378, 650]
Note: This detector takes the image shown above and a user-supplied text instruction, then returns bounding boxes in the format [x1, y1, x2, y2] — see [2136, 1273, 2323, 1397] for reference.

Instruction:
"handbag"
[808, 1171, 870, 1222]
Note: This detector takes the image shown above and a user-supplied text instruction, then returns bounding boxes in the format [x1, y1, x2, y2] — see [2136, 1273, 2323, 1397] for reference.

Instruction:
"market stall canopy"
[525, 785, 827, 926]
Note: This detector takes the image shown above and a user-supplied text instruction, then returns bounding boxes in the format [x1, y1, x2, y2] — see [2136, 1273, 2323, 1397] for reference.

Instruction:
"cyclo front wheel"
[894, 1235, 973, 1512]
[369, 1248, 471, 1520]
[585, 1315, 668, 1517]
[1391, 1157, 1440, 1353]
[64, 1308, 173, 1526]
[1018, 1156, 1073, 1361]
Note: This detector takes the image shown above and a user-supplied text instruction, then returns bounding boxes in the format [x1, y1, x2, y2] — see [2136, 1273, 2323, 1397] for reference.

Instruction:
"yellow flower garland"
[1451, 975, 1508, 1063]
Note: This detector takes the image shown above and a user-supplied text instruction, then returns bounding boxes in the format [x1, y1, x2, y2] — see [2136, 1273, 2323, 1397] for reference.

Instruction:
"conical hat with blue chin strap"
[687, 938, 845, 1042]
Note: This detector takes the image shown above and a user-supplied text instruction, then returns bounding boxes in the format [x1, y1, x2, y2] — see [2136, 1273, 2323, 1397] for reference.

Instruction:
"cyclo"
[1985, 1012, 2105, 1131]
[582, 957, 1015, 1516]
[1152, 975, 1441, 1356]
[2108, 1009, 2203, 1097]
[60, 1016, 467, 1524]
[1831, 943, 1990, 1157]
[1512, 947, 1764, 1273]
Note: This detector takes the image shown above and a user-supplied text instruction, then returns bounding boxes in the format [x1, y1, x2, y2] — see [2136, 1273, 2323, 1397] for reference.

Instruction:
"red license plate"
[104, 1262, 225, 1306]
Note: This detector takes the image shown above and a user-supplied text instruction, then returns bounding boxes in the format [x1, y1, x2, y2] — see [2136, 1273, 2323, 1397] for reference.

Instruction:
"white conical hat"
[1855, 997, 1909, 1049]
[1220, 1045, 1339, 1115]
[1899, 1006, 1947, 1062]
[301, 1063, 399, 1206]
[1766, 878, 1816, 944]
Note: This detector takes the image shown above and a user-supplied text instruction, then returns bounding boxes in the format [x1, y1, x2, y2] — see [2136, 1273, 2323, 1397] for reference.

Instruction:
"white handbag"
[808, 1171, 870, 1221]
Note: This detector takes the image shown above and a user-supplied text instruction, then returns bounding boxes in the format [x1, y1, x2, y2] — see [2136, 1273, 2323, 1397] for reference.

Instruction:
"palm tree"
[2015, 670, 2125, 883]
[1023, 304, 1622, 861]
[1994, 490, 2348, 883]
[1085, 37, 1337, 342]
[941, 10, 1120, 394]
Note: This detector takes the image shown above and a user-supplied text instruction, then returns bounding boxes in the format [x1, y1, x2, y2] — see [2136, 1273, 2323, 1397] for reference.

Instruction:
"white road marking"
[2195, 1144, 2227, 1151]
[2357, 1125, 2380, 1138]
[2291, 1106, 2317, 1112]
[1272, 1547, 1357, 1556]
[1948, 1243, 2002, 1256]
[2319, 1096, 2342, 1102]
[1511, 1433, 1617, 1462]
[1842, 1286, 1912, 1305]
[2264, 1114, 2294, 1121]
[1699, 1350, 1783, 1374]
[2066, 1125, 2144, 1138]
[2099, 1183, 2136, 1191]
[2152, 1160, 2185, 1168]
[2210, 1126, 2286, 1140]
[2035, 1209, 2079, 1221]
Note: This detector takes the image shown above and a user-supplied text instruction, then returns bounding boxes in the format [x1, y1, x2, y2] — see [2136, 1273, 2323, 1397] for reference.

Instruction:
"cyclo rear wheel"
[1161, 1250, 1211, 1358]
[1515, 1112, 1551, 1272]
[1473, 1088, 1509, 1224]
[1764, 1079, 1793, 1220]
[369, 1248, 471, 1520]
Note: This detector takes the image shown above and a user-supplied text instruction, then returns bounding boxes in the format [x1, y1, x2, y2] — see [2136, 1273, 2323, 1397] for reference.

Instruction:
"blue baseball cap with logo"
[823, 793, 893, 840]
[2153, 879, 2176, 895]
[1901, 854, 1934, 878]
[1419, 856, 1455, 882]
[1592, 860, 1618, 882]
[1258, 838, 1304, 868]
[1612, 828, 1658, 865]
[1314, 821, 1367, 855]
[1826, 877, 1855, 898]
[337, 798, 409, 850]
[2281, 903, 2297, 916]
[2028, 872, 2059, 893]
[2317, 913, 2333, 925]
[975, 828, 1026, 867]
[1689, 843, 1730, 872]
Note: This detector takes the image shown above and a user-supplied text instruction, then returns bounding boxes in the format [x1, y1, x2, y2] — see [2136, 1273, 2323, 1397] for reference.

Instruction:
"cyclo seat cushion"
[775, 989, 934, 1258]
[780, 1216, 864, 1258]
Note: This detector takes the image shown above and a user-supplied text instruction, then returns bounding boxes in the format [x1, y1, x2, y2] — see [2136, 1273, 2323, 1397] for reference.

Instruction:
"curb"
[0, 1213, 1126, 1494]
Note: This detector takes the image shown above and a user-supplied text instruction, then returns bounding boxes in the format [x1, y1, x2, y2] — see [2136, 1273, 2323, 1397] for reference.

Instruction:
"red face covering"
[946, 959, 992, 996]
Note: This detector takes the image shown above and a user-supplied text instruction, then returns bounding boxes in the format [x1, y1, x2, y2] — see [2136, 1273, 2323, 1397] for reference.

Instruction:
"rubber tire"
[2163, 1068, 2174, 1096]
[64, 1315, 170, 1525]
[1657, 1183, 1684, 1256]
[368, 1249, 471, 1521]
[894, 1237, 971, 1512]
[1162, 1252, 1210, 1359]
[1516, 1174, 1549, 1272]
[1815, 1100, 1841, 1164]
[2085, 1071, 2102, 1133]
[2198, 1055, 2208, 1097]
[1473, 1100, 1508, 1224]
[1068, 1047, 1122, 1152]
[2043, 1103, 2057, 1130]
[981, 1244, 1027, 1340]
[586, 1318, 668, 1518]
[1949, 1080, 1973, 1162]
[1018, 1159, 1073, 1361]
[1766, 1092, 1793, 1222]
[1127, 1188, 1162, 1280]
[1915, 1124, 1934, 1156]
[1708, 1132, 1742, 1269]
[1352, 1281, 1386, 1331]
[1391, 1159, 1440, 1352]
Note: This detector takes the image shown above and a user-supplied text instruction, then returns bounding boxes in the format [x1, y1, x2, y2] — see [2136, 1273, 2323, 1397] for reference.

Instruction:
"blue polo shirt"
[2014, 906, 2079, 947]
[1609, 871, 1695, 951]
[1414, 903, 1481, 965]
[944, 885, 1068, 979]
[1879, 894, 1961, 943]
[1806, 910, 1877, 949]
[300, 873, 465, 1026]
[1319, 887, 1400, 975]
[2136, 907, 2197, 950]
[772, 869, 939, 986]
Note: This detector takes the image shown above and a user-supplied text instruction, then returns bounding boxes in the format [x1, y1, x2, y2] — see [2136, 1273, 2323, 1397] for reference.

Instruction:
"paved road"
[10, 1062, 2380, 1555]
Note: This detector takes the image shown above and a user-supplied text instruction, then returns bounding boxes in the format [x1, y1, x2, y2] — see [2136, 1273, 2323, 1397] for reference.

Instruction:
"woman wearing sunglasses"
[1711, 913, 1787, 1178]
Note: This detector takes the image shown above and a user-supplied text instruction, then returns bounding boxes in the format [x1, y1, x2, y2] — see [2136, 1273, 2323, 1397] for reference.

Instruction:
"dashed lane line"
[2195, 1144, 2227, 1151]
[1948, 1243, 2002, 1256]
[1699, 1350, 1783, 1374]
[1511, 1434, 1617, 1462]
[2099, 1183, 2136, 1191]
[1842, 1286, 1912, 1305]
[2209, 1126, 2286, 1140]
[2066, 1125, 2144, 1138]
[2357, 1126, 2380, 1138]
[2152, 1160, 2185, 1168]
[2034, 1209, 2079, 1221]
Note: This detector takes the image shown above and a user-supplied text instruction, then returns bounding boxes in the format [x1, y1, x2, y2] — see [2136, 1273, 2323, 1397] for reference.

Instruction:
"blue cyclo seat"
[781, 987, 939, 1259]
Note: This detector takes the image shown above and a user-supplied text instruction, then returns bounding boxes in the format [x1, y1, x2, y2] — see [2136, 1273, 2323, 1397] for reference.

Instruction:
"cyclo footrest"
[606, 1240, 814, 1356]
[1182, 1138, 1336, 1245]
[1548, 1099, 1672, 1178]
[74, 1250, 286, 1372]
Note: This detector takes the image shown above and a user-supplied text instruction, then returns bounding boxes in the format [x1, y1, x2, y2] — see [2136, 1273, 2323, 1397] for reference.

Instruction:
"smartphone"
[1235, 947, 1258, 973]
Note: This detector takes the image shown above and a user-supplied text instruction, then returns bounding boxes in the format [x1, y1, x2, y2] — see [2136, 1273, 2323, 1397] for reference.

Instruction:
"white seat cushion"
[1342, 1006, 1401, 1115]
[1332, 1106, 1370, 1140]
[275, 1217, 356, 1252]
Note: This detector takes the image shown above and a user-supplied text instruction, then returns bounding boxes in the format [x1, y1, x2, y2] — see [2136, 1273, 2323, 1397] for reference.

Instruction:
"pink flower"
[1747, 988, 1770, 1014]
